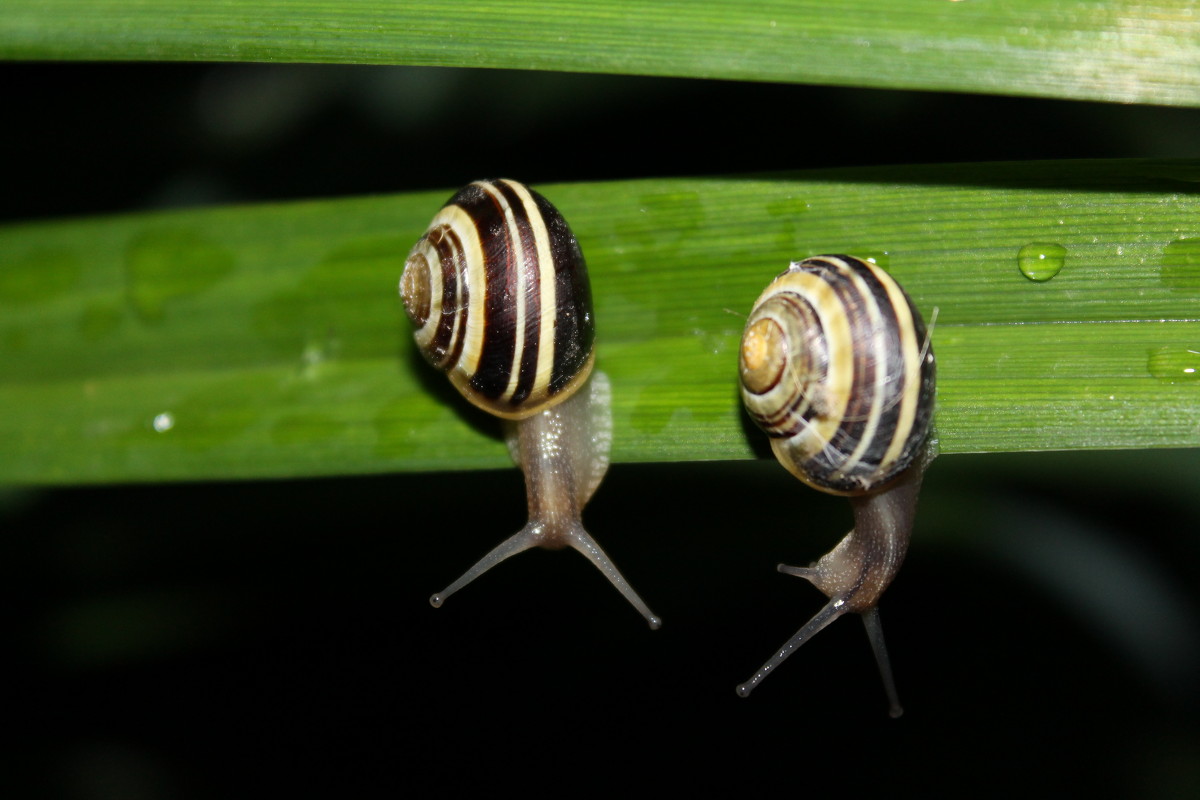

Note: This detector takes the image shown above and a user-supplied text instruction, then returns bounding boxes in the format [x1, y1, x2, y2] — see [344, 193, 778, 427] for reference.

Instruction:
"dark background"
[4, 63, 1200, 797]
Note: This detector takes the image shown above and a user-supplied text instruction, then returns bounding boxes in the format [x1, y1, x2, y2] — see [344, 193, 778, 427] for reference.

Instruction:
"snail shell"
[400, 178, 595, 420]
[736, 255, 936, 716]
[740, 254, 935, 494]
[399, 179, 660, 629]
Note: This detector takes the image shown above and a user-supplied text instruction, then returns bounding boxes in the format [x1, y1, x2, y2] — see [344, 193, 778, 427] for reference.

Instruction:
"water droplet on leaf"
[1017, 243, 1066, 282]
[1147, 347, 1200, 383]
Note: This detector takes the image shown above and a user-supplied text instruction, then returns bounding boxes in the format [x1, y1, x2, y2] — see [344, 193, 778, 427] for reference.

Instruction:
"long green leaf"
[2, 160, 1199, 484]
[2, 1, 1199, 106]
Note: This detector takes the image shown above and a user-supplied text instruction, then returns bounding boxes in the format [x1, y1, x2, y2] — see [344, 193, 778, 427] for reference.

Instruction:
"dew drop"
[860, 251, 890, 269]
[1017, 242, 1066, 282]
[1160, 238, 1200, 292]
[1147, 348, 1200, 383]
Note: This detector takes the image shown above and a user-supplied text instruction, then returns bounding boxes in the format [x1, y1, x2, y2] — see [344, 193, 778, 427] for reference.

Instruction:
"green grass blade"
[2, 159, 1198, 484]
[2, 1, 1199, 106]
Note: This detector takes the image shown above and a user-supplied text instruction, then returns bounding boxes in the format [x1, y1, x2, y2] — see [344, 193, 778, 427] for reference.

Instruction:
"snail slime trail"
[736, 255, 936, 717]
[399, 179, 661, 629]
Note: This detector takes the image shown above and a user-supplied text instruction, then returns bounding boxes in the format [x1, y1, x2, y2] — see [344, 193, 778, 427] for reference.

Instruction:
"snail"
[735, 254, 936, 716]
[399, 178, 661, 629]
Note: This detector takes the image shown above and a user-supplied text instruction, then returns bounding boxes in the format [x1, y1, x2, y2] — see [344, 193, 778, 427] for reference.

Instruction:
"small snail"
[399, 178, 661, 629]
[736, 255, 936, 716]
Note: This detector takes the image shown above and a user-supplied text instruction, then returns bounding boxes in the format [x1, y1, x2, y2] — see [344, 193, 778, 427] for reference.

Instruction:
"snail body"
[400, 179, 660, 629]
[737, 255, 936, 716]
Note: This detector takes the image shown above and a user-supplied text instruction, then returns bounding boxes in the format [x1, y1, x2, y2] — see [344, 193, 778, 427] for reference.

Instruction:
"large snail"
[736, 254, 936, 716]
[399, 178, 661, 629]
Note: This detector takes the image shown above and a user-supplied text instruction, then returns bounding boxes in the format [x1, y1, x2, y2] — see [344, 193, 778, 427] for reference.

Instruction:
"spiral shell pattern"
[400, 179, 595, 420]
[739, 255, 935, 495]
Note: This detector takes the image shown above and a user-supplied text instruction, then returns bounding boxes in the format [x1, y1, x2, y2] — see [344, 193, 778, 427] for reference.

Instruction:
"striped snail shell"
[400, 178, 595, 420]
[399, 179, 660, 630]
[736, 255, 936, 717]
